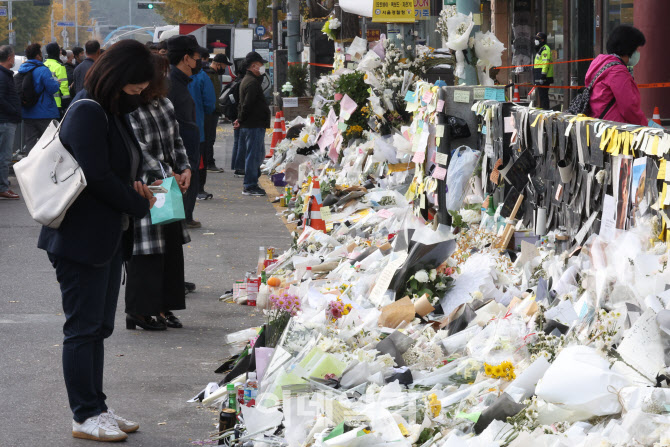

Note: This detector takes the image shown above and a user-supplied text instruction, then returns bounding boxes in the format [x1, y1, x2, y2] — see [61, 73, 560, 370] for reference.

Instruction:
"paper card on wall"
[412, 151, 426, 164]
[482, 125, 487, 135]
[435, 124, 445, 138]
[337, 122, 348, 132]
[432, 166, 447, 180]
[454, 90, 470, 103]
[473, 88, 486, 100]
[435, 152, 448, 165]
[496, 89, 506, 102]
[339, 94, 358, 120]
[658, 159, 666, 180]
[406, 101, 420, 113]
[404, 90, 417, 103]
[484, 88, 497, 100]
[420, 194, 426, 208]
[436, 99, 445, 113]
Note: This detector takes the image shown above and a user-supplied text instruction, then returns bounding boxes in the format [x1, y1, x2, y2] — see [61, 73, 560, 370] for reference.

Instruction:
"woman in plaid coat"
[124, 55, 193, 330]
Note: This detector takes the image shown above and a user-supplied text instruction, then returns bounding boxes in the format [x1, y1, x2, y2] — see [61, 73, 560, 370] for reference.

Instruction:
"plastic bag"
[446, 147, 480, 212]
[536, 346, 630, 418]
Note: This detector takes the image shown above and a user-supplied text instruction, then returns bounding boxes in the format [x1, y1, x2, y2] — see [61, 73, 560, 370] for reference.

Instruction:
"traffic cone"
[268, 112, 283, 158]
[303, 179, 326, 232]
[513, 86, 521, 103]
[279, 111, 287, 138]
[653, 107, 662, 126]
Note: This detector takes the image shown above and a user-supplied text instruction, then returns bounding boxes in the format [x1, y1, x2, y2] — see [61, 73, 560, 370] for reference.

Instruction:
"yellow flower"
[493, 365, 503, 377]
[484, 363, 493, 376]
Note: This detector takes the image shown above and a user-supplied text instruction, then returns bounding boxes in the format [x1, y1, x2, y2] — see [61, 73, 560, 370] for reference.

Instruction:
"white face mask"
[534, 39, 541, 46]
[628, 50, 640, 67]
[258, 65, 266, 75]
[60, 55, 67, 63]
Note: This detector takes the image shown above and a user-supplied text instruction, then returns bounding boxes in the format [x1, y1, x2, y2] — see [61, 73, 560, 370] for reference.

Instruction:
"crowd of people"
[0, 36, 272, 441]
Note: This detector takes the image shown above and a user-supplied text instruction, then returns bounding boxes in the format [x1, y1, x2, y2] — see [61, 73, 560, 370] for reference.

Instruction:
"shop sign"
[372, 0, 415, 23]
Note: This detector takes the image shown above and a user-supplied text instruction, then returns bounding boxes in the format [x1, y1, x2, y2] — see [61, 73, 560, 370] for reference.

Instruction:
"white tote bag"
[14, 99, 104, 229]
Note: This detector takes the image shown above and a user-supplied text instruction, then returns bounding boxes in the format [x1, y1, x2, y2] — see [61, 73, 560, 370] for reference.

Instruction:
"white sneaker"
[72, 414, 128, 441]
[102, 408, 139, 433]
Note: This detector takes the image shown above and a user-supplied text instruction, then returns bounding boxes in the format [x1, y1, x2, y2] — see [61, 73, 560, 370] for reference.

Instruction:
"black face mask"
[118, 91, 143, 115]
[191, 59, 202, 75]
[215, 68, 226, 75]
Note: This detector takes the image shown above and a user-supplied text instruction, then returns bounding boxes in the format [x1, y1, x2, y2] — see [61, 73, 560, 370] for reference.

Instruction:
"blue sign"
[57, 21, 76, 27]
[0, 8, 7, 17]
[86, 27, 94, 32]
[256, 25, 266, 37]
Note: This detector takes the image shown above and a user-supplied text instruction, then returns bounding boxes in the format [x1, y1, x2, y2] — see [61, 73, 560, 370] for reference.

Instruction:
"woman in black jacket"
[37, 40, 157, 442]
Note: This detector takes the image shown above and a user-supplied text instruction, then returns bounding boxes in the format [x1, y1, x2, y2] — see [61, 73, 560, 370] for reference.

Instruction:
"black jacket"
[238, 72, 270, 129]
[72, 57, 94, 97]
[0, 65, 21, 123]
[64, 62, 75, 89]
[167, 65, 200, 158]
[38, 91, 150, 265]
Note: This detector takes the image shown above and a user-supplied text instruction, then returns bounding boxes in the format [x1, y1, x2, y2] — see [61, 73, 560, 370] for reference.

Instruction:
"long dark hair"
[140, 54, 170, 103]
[84, 40, 154, 114]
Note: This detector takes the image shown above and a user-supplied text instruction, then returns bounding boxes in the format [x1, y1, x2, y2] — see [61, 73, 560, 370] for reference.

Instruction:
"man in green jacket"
[203, 53, 231, 173]
[533, 32, 553, 110]
[44, 42, 71, 115]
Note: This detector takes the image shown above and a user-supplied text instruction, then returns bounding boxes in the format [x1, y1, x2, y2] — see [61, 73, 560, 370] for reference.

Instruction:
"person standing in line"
[203, 53, 231, 174]
[44, 42, 71, 114]
[222, 60, 246, 177]
[72, 46, 85, 66]
[167, 35, 202, 230]
[0, 45, 21, 200]
[63, 49, 76, 93]
[38, 39, 157, 442]
[236, 51, 270, 196]
[533, 32, 553, 110]
[72, 40, 101, 97]
[125, 55, 193, 331]
[187, 46, 216, 202]
[18, 43, 60, 154]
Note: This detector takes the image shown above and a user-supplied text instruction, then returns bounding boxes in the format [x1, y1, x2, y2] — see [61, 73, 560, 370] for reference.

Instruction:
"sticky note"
[482, 125, 487, 135]
[658, 159, 666, 180]
[473, 88, 486, 100]
[337, 122, 348, 131]
[432, 166, 447, 180]
[404, 90, 417, 103]
[435, 124, 445, 138]
[320, 206, 332, 222]
[496, 89, 506, 102]
[436, 99, 445, 113]
[484, 88, 497, 100]
[454, 90, 470, 103]
[412, 151, 426, 164]
[435, 152, 448, 165]
[422, 90, 433, 104]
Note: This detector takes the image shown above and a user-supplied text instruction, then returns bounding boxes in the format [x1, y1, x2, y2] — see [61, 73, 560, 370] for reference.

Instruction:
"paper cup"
[414, 294, 436, 317]
[535, 207, 547, 236]
[557, 160, 573, 183]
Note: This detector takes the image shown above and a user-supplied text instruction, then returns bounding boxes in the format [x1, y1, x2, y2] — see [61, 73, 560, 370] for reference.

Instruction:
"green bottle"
[227, 383, 236, 411]
[261, 270, 267, 285]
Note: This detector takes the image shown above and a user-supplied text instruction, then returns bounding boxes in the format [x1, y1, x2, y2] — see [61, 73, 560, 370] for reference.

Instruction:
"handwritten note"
[320, 206, 332, 222]
[368, 252, 408, 306]
[473, 88, 486, 100]
[421, 90, 433, 105]
[484, 88, 497, 100]
[339, 94, 358, 120]
[454, 90, 470, 103]
[412, 151, 426, 164]
[435, 124, 445, 138]
[435, 152, 448, 165]
[436, 99, 445, 113]
[432, 166, 447, 180]
[404, 90, 417, 103]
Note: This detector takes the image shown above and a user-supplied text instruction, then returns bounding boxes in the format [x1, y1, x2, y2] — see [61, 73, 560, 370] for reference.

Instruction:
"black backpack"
[220, 79, 241, 121]
[567, 61, 622, 117]
[14, 64, 40, 108]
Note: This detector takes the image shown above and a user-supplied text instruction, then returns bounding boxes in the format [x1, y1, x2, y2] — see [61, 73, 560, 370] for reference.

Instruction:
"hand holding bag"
[150, 164, 185, 225]
[13, 99, 104, 228]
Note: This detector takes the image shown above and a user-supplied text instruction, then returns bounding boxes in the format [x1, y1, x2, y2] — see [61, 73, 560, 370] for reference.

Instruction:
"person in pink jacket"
[586, 25, 647, 126]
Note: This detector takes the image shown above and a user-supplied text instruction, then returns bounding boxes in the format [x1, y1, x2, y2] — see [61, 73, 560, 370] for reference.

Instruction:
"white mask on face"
[628, 50, 640, 67]
[534, 39, 540, 46]
[258, 65, 266, 75]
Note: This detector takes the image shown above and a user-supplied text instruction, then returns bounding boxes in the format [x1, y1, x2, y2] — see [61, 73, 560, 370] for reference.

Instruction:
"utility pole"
[8, 1, 13, 46]
[75, 0, 78, 46]
[272, 0, 279, 104]
[63, 0, 68, 48]
[51, 5, 55, 42]
[286, 0, 299, 62]
[128, 0, 131, 26]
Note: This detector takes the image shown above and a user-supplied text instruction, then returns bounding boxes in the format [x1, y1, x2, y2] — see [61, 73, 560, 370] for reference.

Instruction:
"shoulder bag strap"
[587, 61, 623, 90]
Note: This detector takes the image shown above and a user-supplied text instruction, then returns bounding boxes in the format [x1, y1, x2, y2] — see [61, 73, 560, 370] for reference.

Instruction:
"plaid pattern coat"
[129, 97, 192, 256]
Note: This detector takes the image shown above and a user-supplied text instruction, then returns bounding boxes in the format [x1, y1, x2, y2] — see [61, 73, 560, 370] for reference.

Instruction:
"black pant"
[203, 113, 218, 167]
[23, 118, 52, 153]
[48, 247, 122, 423]
[199, 141, 207, 193]
[125, 222, 186, 316]
[537, 83, 550, 110]
[184, 146, 200, 221]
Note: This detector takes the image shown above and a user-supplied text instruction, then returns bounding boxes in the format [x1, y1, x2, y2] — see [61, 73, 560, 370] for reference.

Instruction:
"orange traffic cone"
[653, 107, 662, 126]
[268, 112, 283, 158]
[279, 111, 287, 138]
[513, 86, 521, 103]
[303, 179, 326, 232]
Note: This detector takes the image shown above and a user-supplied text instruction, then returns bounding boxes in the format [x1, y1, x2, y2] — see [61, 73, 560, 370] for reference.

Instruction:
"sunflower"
[493, 365, 503, 377]
[484, 363, 493, 376]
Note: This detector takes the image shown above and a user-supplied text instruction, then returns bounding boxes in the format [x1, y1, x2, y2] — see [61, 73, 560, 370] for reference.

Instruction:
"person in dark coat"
[0, 45, 21, 200]
[38, 40, 157, 442]
[235, 51, 271, 196]
[167, 34, 202, 228]
[72, 40, 101, 97]
[202, 53, 231, 173]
